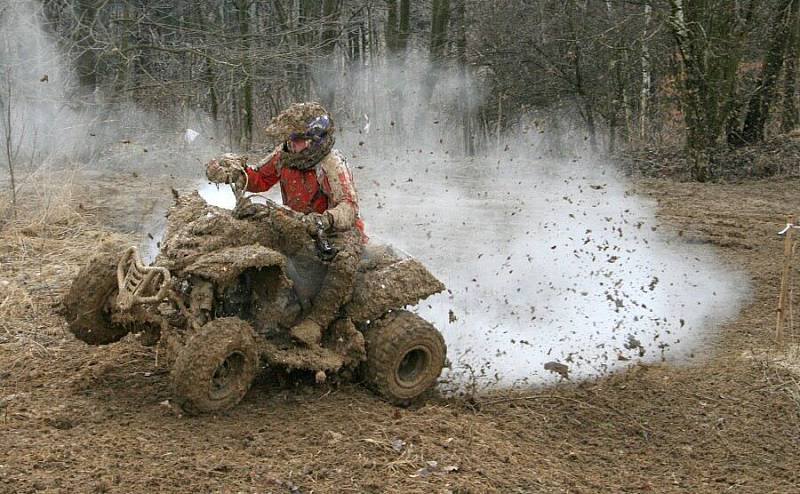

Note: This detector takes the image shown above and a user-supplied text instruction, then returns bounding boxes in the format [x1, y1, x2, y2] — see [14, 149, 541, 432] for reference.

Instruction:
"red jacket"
[245, 147, 366, 239]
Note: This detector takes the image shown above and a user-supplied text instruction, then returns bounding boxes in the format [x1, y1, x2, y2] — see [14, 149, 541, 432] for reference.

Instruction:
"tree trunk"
[429, 0, 451, 74]
[386, 0, 398, 54]
[430, 0, 450, 61]
[74, 0, 99, 96]
[640, 1, 652, 141]
[292, 0, 318, 101]
[320, 0, 340, 109]
[419, 0, 450, 122]
[195, 4, 218, 122]
[111, 1, 132, 100]
[605, 0, 627, 151]
[621, 47, 634, 141]
[321, 0, 340, 52]
[723, 0, 759, 145]
[569, 4, 597, 153]
[2, 71, 17, 219]
[456, 0, 474, 156]
[782, 0, 800, 132]
[740, 0, 795, 144]
[347, 21, 365, 64]
[235, 0, 253, 147]
[398, 0, 410, 53]
[668, 0, 720, 180]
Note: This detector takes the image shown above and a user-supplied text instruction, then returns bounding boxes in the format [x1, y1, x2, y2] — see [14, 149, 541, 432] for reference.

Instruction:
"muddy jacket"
[245, 147, 366, 238]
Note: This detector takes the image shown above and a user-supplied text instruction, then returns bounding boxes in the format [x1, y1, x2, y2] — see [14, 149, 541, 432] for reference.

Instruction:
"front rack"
[116, 246, 171, 310]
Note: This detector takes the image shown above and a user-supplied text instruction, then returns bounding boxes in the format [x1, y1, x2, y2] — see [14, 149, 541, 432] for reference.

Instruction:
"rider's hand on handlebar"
[205, 159, 227, 183]
[206, 159, 245, 186]
[302, 211, 333, 235]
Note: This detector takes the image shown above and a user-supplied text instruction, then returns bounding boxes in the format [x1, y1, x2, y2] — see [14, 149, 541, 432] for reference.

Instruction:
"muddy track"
[1, 174, 799, 493]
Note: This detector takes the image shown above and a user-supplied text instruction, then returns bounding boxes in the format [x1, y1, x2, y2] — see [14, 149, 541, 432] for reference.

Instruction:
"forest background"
[1, 0, 799, 185]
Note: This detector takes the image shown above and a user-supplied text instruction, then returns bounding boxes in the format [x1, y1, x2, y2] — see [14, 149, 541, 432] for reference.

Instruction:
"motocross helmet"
[265, 102, 335, 170]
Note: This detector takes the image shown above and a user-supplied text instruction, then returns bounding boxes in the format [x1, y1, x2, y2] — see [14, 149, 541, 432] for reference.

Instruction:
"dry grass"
[773, 343, 800, 412]
[0, 281, 34, 320]
[774, 343, 800, 374]
[0, 168, 133, 344]
[2, 167, 93, 233]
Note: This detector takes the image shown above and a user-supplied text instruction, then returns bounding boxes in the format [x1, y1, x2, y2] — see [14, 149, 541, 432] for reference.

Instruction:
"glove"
[302, 211, 333, 235]
[205, 159, 245, 186]
[206, 159, 229, 183]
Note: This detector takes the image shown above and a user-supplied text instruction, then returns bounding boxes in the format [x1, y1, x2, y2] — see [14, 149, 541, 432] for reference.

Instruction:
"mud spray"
[360, 152, 748, 391]
[2, 1, 748, 393]
[1, 0, 224, 258]
[198, 58, 748, 393]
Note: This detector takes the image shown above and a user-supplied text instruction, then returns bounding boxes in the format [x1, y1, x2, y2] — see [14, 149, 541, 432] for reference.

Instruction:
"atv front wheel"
[64, 246, 131, 345]
[363, 310, 446, 406]
[170, 317, 259, 415]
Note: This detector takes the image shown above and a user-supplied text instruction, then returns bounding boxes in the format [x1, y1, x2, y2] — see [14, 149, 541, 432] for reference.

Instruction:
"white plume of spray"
[357, 147, 747, 391]
[0, 0, 222, 175]
[0, 0, 225, 263]
[331, 56, 748, 391]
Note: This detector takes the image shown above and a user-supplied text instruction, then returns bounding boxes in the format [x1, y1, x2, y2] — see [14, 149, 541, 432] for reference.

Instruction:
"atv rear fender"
[345, 258, 445, 323]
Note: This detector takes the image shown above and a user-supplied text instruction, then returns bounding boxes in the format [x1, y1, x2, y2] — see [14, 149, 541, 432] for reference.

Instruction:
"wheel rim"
[210, 351, 246, 400]
[395, 346, 430, 389]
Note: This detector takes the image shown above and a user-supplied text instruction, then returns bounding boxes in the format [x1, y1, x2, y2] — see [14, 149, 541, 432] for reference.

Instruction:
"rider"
[206, 102, 366, 346]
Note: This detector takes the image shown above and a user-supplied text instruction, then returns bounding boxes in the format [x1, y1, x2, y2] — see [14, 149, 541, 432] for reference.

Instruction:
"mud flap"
[259, 339, 345, 373]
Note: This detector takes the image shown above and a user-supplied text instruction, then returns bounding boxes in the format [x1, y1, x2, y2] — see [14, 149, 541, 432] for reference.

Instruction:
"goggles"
[289, 115, 330, 143]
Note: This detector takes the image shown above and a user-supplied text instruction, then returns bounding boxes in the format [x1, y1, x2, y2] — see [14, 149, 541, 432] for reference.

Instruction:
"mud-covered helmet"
[265, 102, 335, 170]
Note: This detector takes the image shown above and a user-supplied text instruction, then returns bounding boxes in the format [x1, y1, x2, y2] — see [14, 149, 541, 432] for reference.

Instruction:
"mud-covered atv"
[63, 184, 446, 414]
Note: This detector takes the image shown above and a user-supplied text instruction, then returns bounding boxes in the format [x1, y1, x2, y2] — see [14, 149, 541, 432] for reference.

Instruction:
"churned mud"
[1, 171, 800, 492]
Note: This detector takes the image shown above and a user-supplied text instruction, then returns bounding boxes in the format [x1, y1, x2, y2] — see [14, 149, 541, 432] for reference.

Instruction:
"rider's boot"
[290, 318, 323, 346]
[290, 248, 359, 346]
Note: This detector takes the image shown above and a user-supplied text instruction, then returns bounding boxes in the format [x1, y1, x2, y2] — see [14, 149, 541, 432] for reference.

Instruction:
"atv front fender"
[183, 245, 287, 286]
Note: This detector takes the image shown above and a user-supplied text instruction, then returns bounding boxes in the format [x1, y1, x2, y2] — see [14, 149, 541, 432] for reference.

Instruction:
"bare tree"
[0, 69, 21, 219]
[456, 0, 474, 156]
[782, 0, 800, 131]
[421, 0, 450, 107]
[234, 0, 254, 147]
[738, 0, 798, 143]
[640, 1, 652, 141]
[73, 0, 100, 97]
[667, 0, 757, 180]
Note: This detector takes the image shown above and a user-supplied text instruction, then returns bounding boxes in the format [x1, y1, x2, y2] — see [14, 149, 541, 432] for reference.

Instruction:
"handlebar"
[211, 156, 337, 260]
[227, 162, 249, 208]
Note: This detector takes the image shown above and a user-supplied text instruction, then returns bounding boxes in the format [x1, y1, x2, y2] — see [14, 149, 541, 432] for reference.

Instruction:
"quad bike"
[63, 179, 446, 414]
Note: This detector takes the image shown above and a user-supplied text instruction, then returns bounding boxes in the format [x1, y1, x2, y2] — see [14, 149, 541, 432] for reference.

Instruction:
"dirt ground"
[2, 172, 800, 493]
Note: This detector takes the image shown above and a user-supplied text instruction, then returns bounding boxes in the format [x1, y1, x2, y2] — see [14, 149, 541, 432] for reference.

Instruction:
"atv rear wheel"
[64, 246, 131, 345]
[363, 310, 446, 406]
[170, 317, 259, 415]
